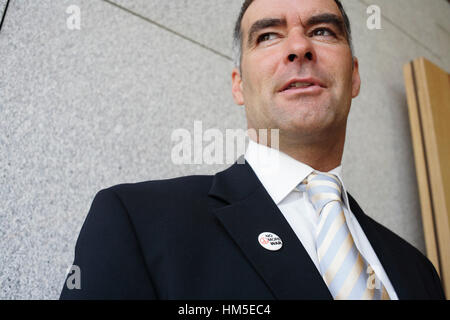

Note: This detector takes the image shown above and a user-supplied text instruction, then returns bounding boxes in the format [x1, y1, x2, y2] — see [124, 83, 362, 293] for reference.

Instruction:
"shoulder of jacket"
[105, 175, 213, 194]
[93, 175, 214, 215]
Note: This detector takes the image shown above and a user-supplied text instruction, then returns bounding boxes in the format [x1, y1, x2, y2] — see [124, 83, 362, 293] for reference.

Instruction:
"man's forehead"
[242, 0, 341, 33]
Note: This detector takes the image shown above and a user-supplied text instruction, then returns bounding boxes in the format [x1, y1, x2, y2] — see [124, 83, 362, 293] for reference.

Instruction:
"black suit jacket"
[60, 160, 445, 299]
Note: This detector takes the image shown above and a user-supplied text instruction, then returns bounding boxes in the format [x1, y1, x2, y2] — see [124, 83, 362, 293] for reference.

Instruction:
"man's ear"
[351, 57, 361, 98]
[232, 68, 245, 105]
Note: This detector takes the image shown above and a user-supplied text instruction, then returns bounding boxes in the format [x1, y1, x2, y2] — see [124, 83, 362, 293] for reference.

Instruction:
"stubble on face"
[237, 0, 358, 146]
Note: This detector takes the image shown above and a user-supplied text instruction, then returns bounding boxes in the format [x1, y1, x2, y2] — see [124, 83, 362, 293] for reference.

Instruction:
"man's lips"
[279, 84, 324, 96]
[278, 77, 326, 92]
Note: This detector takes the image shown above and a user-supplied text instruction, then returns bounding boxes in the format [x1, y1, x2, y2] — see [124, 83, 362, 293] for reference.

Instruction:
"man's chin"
[279, 121, 337, 141]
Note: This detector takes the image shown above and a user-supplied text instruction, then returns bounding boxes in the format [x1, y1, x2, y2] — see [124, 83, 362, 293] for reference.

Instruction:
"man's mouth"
[284, 81, 315, 90]
[279, 78, 326, 92]
[279, 77, 326, 95]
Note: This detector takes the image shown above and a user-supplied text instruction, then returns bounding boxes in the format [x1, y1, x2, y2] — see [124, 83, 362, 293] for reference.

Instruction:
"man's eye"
[257, 33, 278, 43]
[312, 28, 336, 37]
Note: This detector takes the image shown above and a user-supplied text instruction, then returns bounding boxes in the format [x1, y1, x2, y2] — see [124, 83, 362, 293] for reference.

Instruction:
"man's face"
[232, 0, 361, 143]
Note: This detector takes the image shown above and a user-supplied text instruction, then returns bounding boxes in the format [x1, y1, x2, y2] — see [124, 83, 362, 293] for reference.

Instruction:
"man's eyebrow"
[247, 18, 287, 46]
[246, 13, 346, 47]
[305, 13, 346, 35]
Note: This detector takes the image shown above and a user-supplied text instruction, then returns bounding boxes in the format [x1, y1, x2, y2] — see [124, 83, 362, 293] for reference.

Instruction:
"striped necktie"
[299, 171, 390, 300]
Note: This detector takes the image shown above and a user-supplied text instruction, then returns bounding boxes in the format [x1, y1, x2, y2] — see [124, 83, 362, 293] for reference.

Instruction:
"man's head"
[231, 0, 361, 149]
[232, 0, 353, 69]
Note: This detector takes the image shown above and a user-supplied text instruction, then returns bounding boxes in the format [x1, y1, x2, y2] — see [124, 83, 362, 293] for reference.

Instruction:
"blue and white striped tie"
[299, 171, 389, 300]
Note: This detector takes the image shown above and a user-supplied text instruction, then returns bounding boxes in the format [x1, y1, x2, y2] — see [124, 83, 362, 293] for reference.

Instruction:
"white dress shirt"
[244, 140, 398, 299]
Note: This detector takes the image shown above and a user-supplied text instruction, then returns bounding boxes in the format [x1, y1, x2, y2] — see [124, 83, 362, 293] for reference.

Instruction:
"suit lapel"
[209, 159, 332, 300]
[209, 160, 419, 299]
[347, 194, 417, 299]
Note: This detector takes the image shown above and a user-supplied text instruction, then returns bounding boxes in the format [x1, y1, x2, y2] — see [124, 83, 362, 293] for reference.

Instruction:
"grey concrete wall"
[0, 0, 449, 299]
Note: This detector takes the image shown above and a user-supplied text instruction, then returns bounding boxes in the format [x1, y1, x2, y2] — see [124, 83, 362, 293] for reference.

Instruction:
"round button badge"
[258, 232, 283, 251]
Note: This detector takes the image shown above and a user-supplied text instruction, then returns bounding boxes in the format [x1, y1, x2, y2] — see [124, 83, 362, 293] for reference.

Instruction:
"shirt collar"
[244, 139, 347, 205]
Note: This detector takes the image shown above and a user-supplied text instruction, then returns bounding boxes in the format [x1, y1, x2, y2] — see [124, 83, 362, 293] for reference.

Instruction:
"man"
[60, 0, 445, 299]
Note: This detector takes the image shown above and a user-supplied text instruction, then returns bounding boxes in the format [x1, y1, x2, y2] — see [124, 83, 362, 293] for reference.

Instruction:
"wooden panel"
[403, 63, 440, 272]
[403, 57, 450, 297]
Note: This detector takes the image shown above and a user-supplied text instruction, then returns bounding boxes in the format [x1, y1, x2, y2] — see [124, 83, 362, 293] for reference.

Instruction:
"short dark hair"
[232, 0, 353, 68]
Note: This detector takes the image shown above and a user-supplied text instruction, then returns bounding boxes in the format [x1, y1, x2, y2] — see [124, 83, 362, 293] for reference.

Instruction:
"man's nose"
[285, 30, 315, 64]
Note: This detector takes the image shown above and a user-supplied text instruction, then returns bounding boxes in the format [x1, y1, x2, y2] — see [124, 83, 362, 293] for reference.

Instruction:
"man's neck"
[251, 130, 346, 172]
[279, 140, 344, 172]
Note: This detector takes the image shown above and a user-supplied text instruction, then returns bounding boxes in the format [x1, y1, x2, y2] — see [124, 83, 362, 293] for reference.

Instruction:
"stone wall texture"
[1, 0, 449, 299]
